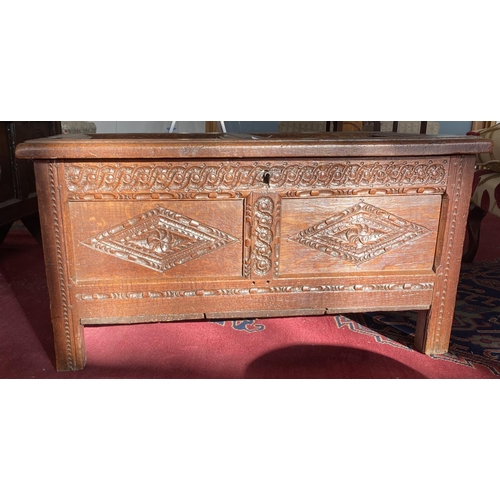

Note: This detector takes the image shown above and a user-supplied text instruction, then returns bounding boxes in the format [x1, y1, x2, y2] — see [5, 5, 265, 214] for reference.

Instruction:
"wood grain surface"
[16, 132, 492, 370]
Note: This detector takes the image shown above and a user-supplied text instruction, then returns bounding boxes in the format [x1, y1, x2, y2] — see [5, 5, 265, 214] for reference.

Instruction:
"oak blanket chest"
[16, 132, 492, 371]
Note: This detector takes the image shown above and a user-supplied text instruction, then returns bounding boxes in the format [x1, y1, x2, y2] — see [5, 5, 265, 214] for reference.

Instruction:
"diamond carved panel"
[81, 207, 239, 272]
[289, 201, 430, 265]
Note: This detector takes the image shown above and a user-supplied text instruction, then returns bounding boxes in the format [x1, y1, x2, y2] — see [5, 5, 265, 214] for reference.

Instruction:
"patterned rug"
[210, 259, 500, 377]
[195, 259, 500, 377]
[352, 258, 500, 376]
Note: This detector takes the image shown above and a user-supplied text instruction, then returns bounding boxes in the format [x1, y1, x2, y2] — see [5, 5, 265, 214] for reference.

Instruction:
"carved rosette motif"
[289, 201, 430, 265]
[81, 207, 239, 272]
[64, 159, 448, 200]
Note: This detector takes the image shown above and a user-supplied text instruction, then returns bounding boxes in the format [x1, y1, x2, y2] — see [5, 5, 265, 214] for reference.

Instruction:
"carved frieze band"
[65, 162, 266, 199]
[267, 159, 447, 189]
[76, 282, 434, 301]
[64, 159, 448, 200]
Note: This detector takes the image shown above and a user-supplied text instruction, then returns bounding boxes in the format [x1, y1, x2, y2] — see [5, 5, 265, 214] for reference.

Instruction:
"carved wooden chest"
[16, 132, 491, 371]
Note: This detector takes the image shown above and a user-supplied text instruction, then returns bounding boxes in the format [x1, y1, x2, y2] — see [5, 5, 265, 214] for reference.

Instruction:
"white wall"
[93, 121, 206, 133]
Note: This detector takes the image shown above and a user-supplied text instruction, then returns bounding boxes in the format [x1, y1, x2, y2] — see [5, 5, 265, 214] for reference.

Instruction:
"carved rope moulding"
[64, 159, 448, 197]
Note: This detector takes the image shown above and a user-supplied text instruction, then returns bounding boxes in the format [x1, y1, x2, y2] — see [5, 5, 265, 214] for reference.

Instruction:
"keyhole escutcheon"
[262, 170, 271, 185]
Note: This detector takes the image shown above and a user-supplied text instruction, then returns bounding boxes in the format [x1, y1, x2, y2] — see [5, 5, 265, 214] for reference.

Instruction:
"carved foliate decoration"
[81, 207, 239, 272]
[289, 201, 430, 265]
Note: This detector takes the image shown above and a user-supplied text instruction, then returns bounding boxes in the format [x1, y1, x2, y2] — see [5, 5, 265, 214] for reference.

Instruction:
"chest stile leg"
[414, 155, 476, 354]
[35, 160, 86, 371]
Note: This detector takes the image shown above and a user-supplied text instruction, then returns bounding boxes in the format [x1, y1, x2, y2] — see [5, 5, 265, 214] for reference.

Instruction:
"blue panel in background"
[436, 121, 472, 135]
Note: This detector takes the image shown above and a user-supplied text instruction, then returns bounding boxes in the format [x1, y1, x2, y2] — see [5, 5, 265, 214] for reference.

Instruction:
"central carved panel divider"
[16, 133, 492, 371]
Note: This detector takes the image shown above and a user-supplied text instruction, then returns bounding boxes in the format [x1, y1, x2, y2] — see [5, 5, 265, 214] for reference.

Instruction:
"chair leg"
[462, 202, 487, 263]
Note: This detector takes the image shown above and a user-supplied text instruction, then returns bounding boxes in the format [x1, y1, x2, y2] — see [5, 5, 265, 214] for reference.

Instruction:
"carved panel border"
[282, 186, 446, 198]
[76, 282, 434, 301]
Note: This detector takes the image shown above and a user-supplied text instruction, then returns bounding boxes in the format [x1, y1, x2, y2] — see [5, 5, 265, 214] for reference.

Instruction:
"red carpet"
[2, 214, 500, 378]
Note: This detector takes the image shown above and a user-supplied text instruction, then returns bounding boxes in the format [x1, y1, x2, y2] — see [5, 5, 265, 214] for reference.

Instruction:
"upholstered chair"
[463, 123, 500, 262]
